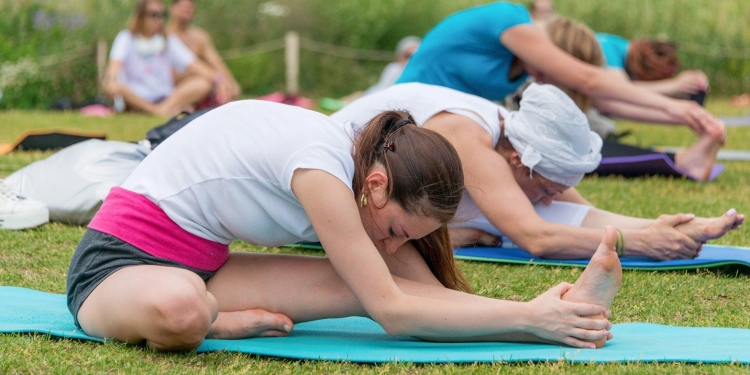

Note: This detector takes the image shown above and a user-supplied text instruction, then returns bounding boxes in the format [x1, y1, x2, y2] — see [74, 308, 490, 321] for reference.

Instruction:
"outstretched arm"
[195, 29, 241, 102]
[291, 168, 609, 346]
[592, 97, 683, 124]
[426, 113, 703, 259]
[633, 70, 709, 98]
[500, 25, 723, 138]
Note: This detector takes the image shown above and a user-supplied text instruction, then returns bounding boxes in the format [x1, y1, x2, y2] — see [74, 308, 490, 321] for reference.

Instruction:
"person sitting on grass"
[102, 0, 217, 116]
[332, 82, 743, 259]
[67, 100, 618, 352]
[166, 0, 241, 105]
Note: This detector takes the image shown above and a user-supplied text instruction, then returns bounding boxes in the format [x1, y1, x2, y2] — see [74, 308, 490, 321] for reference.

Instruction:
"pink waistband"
[88, 187, 229, 271]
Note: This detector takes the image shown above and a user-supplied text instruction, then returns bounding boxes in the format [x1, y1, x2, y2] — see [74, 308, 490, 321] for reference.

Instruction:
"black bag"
[146, 108, 212, 150]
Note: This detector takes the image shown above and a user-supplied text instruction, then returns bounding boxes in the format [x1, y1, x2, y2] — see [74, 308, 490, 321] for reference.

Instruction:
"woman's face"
[171, 0, 196, 24]
[512, 165, 570, 205]
[143, 1, 166, 36]
[359, 192, 441, 255]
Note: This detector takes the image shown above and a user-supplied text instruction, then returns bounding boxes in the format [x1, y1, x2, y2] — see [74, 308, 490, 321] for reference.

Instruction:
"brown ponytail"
[352, 110, 471, 293]
[413, 225, 473, 293]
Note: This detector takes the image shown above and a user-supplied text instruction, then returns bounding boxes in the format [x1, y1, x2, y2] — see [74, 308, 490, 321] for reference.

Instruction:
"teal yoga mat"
[2, 286, 750, 364]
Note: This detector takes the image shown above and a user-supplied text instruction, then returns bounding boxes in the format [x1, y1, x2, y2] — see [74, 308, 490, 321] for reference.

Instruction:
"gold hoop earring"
[359, 193, 368, 208]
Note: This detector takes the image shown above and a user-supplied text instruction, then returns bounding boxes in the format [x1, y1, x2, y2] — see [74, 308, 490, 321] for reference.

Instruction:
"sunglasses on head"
[149, 11, 167, 19]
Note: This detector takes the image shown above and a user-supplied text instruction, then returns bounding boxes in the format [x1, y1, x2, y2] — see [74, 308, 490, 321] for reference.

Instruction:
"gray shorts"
[66, 229, 216, 328]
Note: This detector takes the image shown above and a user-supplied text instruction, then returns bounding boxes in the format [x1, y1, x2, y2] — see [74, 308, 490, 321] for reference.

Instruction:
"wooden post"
[285, 31, 299, 95]
[96, 38, 108, 95]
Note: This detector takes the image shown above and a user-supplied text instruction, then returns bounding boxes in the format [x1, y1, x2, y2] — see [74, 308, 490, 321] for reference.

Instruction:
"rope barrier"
[217, 36, 750, 62]
[219, 37, 395, 62]
[299, 38, 394, 61]
[221, 38, 285, 60]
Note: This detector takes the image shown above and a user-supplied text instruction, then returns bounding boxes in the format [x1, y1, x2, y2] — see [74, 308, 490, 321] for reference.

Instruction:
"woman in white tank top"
[332, 83, 744, 261]
[71, 100, 621, 352]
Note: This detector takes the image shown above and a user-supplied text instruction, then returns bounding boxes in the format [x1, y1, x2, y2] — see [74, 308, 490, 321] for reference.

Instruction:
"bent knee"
[149, 283, 213, 349]
[103, 81, 122, 97]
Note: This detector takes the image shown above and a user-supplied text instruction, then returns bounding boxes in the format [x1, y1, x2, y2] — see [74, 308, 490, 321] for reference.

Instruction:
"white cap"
[504, 83, 602, 186]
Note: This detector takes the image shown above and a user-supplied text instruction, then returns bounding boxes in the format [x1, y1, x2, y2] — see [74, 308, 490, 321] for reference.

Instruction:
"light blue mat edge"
[1, 287, 749, 364]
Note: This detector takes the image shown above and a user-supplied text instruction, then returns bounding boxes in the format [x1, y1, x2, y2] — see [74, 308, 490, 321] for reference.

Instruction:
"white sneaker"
[0, 180, 49, 230]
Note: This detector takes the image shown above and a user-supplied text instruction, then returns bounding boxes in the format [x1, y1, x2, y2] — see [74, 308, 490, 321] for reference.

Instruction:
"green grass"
[1, 101, 750, 373]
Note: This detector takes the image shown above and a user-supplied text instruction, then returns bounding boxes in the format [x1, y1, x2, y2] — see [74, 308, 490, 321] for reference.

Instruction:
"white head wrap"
[504, 83, 603, 186]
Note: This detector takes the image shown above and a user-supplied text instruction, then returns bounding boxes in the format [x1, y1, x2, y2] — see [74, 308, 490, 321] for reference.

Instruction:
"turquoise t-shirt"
[596, 33, 630, 70]
[396, 2, 532, 101]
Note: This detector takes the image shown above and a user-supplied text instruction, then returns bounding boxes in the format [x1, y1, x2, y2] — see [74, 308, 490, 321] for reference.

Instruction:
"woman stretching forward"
[332, 83, 742, 260]
[67, 100, 619, 351]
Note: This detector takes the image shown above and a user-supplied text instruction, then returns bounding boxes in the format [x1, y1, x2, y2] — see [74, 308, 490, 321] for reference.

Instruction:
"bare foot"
[449, 227, 502, 248]
[207, 309, 294, 339]
[676, 209, 744, 244]
[674, 132, 722, 181]
[562, 226, 622, 348]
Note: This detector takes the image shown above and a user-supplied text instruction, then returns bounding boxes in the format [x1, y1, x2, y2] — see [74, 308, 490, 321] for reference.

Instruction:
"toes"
[599, 226, 618, 252]
[254, 309, 293, 334]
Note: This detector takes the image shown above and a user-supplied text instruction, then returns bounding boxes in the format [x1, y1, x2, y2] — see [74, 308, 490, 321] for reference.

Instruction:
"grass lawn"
[1, 101, 750, 374]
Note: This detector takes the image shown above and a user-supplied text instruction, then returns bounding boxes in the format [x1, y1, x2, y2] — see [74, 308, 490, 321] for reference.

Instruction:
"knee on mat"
[150, 286, 212, 349]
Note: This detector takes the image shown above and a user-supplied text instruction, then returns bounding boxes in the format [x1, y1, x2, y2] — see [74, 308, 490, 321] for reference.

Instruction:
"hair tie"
[393, 118, 412, 131]
[382, 118, 413, 153]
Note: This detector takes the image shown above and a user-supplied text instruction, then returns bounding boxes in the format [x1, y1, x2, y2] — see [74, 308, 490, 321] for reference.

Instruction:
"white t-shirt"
[332, 82, 505, 146]
[123, 100, 356, 246]
[109, 30, 196, 102]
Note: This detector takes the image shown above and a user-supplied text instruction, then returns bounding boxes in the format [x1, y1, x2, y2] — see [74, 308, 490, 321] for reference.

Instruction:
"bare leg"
[76, 265, 292, 351]
[675, 209, 744, 244]
[561, 226, 622, 348]
[103, 82, 161, 115]
[154, 76, 212, 116]
[77, 265, 216, 350]
[674, 132, 722, 181]
[208, 240, 614, 347]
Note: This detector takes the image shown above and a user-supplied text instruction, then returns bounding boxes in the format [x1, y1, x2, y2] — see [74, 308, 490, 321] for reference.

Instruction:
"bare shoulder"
[190, 26, 212, 43]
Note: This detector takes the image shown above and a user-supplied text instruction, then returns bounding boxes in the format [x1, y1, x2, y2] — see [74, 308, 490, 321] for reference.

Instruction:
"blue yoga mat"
[2, 286, 749, 364]
[454, 244, 750, 270]
[287, 243, 750, 271]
